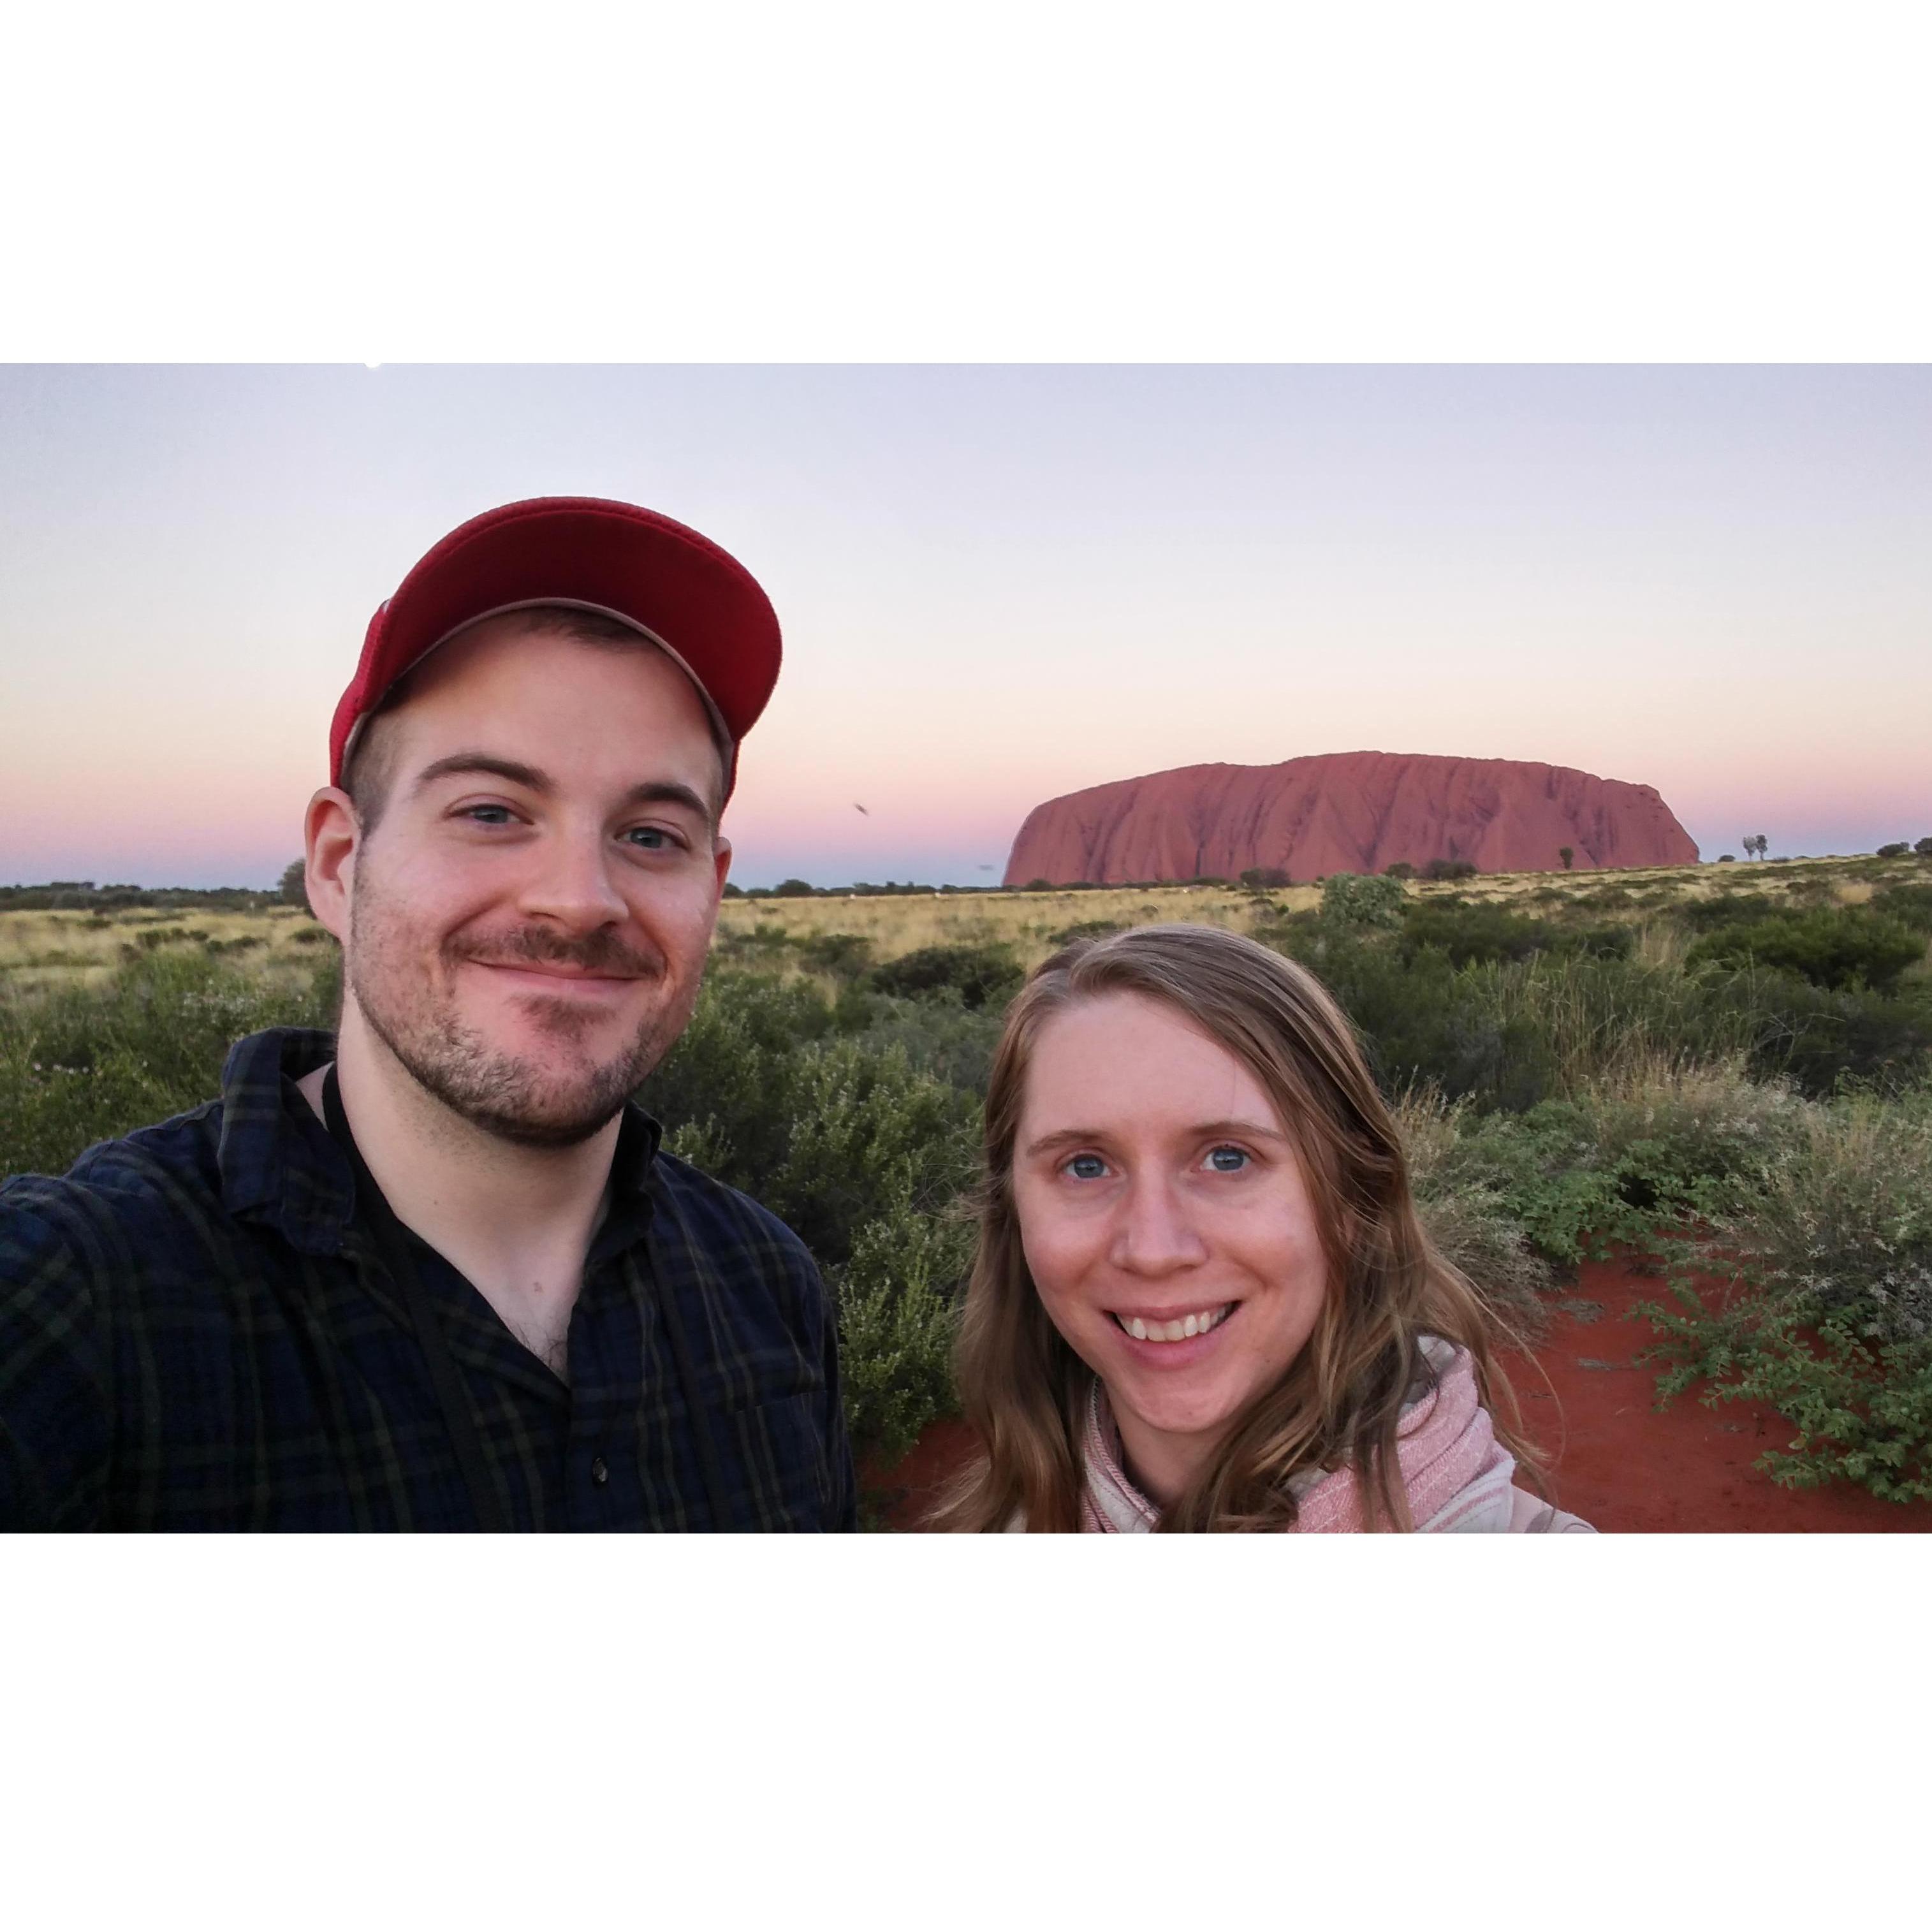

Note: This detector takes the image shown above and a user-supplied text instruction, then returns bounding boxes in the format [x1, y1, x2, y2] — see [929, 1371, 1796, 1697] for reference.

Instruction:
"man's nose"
[1109, 1173, 1210, 1276]
[517, 831, 629, 931]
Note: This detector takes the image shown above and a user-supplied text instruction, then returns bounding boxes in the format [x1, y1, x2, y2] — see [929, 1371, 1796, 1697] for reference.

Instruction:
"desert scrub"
[1388, 1089, 1550, 1331]
[646, 970, 984, 1481]
[1392, 1061, 1801, 1279]
[0, 949, 336, 1180]
[1683, 907, 1924, 995]
[1637, 1091, 1932, 1501]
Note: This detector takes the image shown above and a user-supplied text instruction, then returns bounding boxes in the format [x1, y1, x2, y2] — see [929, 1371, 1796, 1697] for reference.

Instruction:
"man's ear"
[304, 787, 360, 942]
[712, 833, 733, 899]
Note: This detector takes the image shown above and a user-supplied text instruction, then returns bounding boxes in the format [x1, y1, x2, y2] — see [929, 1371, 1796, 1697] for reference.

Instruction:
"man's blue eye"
[626, 828, 670, 849]
[465, 805, 514, 825]
[1207, 1146, 1248, 1173]
[1067, 1154, 1106, 1181]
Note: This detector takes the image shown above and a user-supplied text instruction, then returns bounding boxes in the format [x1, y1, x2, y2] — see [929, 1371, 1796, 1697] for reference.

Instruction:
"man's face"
[338, 618, 729, 1146]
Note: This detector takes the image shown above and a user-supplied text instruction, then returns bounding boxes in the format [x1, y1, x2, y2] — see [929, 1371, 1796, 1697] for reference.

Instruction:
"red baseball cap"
[330, 496, 782, 800]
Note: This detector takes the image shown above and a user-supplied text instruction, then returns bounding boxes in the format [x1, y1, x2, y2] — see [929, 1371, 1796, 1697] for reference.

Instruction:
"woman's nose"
[1108, 1174, 1210, 1275]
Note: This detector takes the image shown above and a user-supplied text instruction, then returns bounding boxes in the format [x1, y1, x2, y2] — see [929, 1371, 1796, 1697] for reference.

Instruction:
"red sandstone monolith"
[1002, 752, 1698, 886]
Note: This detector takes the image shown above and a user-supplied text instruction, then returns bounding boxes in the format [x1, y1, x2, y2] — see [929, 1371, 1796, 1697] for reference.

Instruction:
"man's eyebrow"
[411, 754, 553, 796]
[618, 780, 715, 824]
[1021, 1117, 1291, 1159]
[409, 761, 717, 826]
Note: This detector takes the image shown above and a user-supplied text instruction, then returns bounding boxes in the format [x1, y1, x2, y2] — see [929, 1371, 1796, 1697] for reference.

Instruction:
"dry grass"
[5, 852, 1920, 993]
[715, 882, 1317, 969]
[0, 905, 326, 998]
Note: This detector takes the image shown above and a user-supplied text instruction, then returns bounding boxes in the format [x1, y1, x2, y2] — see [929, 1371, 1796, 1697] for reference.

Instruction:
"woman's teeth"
[1118, 1305, 1231, 1343]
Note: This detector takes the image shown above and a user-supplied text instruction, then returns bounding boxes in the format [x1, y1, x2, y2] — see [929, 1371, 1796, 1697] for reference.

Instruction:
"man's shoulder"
[2, 1101, 230, 1259]
[647, 1149, 821, 1285]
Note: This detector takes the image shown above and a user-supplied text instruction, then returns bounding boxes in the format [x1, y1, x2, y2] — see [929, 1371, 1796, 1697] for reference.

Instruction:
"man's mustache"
[452, 927, 668, 979]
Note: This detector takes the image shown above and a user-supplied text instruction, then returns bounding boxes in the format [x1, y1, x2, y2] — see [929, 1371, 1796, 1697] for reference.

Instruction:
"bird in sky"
[853, 803, 869, 816]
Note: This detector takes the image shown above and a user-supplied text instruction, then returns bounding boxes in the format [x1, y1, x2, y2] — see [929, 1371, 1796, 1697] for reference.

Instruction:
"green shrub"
[1320, 872, 1406, 932]
[1684, 908, 1924, 994]
[1049, 919, 1127, 946]
[1422, 858, 1478, 882]
[834, 1194, 972, 1471]
[1870, 882, 1932, 934]
[795, 932, 875, 979]
[0, 950, 337, 1180]
[867, 942, 1023, 1011]
[1399, 903, 1562, 968]
[1637, 1092, 1932, 1500]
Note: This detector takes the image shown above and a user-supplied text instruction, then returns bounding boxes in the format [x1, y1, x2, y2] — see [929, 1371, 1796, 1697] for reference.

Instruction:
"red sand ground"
[877, 1255, 1932, 1532]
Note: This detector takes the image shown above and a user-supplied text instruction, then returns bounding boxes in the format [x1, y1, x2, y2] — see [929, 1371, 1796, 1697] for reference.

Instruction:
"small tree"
[772, 878, 817, 898]
[1382, 860, 1416, 881]
[277, 858, 311, 914]
[1915, 838, 1932, 859]
[1877, 842, 1909, 859]
[1558, 845, 1574, 870]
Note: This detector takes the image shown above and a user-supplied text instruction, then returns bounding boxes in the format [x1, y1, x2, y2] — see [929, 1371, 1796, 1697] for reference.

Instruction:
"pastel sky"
[2, 364, 1927, 889]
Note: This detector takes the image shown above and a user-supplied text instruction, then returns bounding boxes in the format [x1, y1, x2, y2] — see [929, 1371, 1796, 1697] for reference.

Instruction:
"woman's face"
[1011, 991, 1331, 1505]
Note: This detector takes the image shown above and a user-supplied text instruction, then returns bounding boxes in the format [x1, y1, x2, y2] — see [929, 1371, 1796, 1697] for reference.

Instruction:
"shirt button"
[590, 1457, 609, 1486]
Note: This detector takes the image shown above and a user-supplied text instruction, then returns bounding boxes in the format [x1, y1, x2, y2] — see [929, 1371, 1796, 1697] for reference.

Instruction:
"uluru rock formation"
[1002, 752, 1699, 886]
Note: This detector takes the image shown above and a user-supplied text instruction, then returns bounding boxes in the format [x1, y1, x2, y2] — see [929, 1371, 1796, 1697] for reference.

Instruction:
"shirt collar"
[216, 1027, 356, 1255]
[215, 1027, 664, 1259]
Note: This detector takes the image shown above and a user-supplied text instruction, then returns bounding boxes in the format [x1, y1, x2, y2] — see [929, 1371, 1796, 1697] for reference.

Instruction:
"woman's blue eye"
[1066, 1153, 1107, 1181]
[1206, 1146, 1248, 1173]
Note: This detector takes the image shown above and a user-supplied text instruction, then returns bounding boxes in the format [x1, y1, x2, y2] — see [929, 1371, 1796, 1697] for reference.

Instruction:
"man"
[0, 497, 856, 1530]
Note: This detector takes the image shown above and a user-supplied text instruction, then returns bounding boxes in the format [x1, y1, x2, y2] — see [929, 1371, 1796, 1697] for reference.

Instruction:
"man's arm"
[0, 1189, 111, 1531]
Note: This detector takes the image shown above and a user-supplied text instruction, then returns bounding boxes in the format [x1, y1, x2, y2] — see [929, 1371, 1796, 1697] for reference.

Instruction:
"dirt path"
[877, 1257, 1932, 1532]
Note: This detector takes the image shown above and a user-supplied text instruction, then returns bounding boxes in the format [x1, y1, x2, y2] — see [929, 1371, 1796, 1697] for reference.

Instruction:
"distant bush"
[1422, 858, 1478, 882]
[1915, 838, 1932, 860]
[1870, 883, 1932, 934]
[1049, 919, 1127, 946]
[1677, 891, 1783, 932]
[278, 859, 309, 911]
[772, 878, 817, 898]
[1399, 902, 1560, 968]
[795, 932, 875, 979]
[1239, 866, 1291, 889]
[1319, 872, 1406, 932]
[1685, 909, 1925, 995]
[1877, 843, 1910, 860]
[1382, 861, 1417, 881]
[1718, 853, 1737, 863]
[867, 943, 1023, 1011]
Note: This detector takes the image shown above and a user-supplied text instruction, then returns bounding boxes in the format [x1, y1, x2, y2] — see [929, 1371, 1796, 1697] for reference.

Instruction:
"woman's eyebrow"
[1021, 1116, 1289, 1158]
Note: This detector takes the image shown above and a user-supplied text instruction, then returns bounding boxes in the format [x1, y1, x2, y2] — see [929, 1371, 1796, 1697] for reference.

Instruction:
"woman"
[932, 924, 1590, 1532]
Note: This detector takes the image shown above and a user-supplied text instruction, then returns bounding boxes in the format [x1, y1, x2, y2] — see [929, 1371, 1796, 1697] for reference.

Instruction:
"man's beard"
[347, 887, 691, 1149]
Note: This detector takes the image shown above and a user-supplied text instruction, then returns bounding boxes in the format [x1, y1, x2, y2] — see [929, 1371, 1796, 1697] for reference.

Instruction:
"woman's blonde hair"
[929, 923, 1540, 1532]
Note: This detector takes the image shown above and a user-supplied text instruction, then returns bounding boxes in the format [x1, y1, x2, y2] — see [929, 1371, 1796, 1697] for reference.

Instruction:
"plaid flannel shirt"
[0, 1028, 856, 1531]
